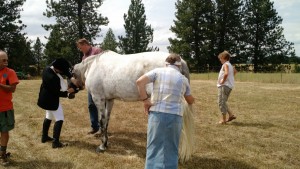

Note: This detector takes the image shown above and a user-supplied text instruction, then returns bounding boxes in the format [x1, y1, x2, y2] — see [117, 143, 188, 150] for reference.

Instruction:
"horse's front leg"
[96, 99, 114, 152]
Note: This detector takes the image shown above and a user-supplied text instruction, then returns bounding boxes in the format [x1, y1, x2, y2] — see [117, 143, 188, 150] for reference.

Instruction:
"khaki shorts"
[0, 110, 15, 132]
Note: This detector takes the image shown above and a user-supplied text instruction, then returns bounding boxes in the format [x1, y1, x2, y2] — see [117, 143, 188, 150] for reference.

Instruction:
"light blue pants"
[145, 111, 182, 169]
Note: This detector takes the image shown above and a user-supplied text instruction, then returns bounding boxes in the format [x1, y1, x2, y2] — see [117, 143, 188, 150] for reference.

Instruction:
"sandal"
[0, 152, 10, 166]
[227, 115, 236, 122]
[217, 121, 226, 125]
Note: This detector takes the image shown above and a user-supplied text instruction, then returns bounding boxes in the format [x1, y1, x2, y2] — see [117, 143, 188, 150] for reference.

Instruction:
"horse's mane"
[81, 50, 112, 64]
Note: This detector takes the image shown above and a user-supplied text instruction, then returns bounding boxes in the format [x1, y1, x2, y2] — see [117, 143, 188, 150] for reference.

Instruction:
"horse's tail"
[179, 99, 195, 163]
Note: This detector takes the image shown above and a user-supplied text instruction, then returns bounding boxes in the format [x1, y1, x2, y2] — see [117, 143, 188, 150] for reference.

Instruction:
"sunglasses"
[1, 59, 8, 62]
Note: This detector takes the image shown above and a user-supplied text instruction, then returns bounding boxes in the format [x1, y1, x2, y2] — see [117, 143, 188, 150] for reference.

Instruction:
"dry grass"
[191, 73, 300, 84]
[3, 79, 300, 169]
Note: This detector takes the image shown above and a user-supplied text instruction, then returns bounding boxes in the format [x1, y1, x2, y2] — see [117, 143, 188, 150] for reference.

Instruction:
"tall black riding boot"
[41, 118, 54, 143]
[52, 120, 67, 148]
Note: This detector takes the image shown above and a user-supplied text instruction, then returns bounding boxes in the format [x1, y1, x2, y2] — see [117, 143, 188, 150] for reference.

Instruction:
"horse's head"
[180, 59, 190, 83]
[71, 53, 103, 91]
[69, 63, 85, 91]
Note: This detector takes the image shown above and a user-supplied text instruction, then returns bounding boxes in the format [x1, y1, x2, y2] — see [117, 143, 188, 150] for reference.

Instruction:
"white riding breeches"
[46, 103, 64, 121]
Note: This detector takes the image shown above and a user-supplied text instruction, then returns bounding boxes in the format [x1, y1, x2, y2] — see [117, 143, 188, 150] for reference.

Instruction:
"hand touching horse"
[72, 50, 194, 162]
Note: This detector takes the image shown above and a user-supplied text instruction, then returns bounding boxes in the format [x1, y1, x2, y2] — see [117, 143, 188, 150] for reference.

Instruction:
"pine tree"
[242, 0, 295, 72]
[118, 0, 158, 54]
[43, 0, 109, 62]
[215, 0, 244, 64]
[0, 0, 32, 71]
[101, 28, 118, 52]
[9, 36, 34, 72]
[33, 38, 44, 75]
[44, 25, 76, 64]
[0, 0, 26, 48]
[169, 0, 216, 72]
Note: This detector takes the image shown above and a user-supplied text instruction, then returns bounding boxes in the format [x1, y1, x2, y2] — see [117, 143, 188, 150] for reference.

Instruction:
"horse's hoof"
[96, 145, 106, 153]
[94, 132, 102, 138]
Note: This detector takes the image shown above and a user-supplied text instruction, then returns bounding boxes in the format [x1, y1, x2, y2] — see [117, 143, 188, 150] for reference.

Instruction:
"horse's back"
[100, 51, 169, 67]
[94, 51, 171, 80]
[86, 51, 170, 101]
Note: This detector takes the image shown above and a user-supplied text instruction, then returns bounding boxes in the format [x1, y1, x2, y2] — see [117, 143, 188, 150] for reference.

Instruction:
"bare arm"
[136, 74, 152, 114]
[0, 83, 17, 93]
[234, 67, 238, 76]
[136, 74, 150, 100]
[220, 64, 229, 84]
[184, 95, 195, 104]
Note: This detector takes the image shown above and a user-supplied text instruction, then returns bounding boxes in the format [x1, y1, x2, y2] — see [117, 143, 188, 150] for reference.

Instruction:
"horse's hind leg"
[96, 99, 114, 152]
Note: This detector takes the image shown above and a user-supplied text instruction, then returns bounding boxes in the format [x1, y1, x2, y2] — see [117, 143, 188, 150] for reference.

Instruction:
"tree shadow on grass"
[230, 121, 275, 129]
[179, 156, 257, 169]
[7, 160, 73, 169]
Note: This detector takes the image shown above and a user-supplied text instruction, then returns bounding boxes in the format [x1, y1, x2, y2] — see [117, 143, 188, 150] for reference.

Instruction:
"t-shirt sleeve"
[93, 47, 102, 55]
[8, 69, 19, 85]
[145, 69, 157, 82]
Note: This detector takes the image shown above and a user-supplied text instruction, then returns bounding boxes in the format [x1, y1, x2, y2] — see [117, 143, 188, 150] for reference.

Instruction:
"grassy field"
[191, 72, 300, 84]
[4, 78, 300, 169]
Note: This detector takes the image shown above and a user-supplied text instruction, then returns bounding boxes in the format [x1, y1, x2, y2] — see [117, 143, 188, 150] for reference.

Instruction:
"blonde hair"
[218, 50, 231, 61]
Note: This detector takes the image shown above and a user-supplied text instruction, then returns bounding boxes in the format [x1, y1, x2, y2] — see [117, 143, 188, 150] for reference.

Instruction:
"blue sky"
[21, 0, 300, 56]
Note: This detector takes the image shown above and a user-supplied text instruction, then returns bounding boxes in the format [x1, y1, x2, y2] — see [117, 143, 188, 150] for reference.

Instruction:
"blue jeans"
[145, 111, 182, 169]
[88, 92, 99, 130]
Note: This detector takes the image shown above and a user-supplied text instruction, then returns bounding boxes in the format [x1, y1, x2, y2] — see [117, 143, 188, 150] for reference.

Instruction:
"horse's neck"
[80, 55, 99, 81]
[83, 54, 98, 65]
[80, 51, 116, 81]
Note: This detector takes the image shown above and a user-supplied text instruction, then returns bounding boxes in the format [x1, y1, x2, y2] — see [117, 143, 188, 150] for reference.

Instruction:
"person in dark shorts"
[0, 50, 19, 165]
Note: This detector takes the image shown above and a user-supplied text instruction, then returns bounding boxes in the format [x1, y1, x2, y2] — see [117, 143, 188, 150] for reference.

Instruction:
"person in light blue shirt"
[136, 53, 194, 169]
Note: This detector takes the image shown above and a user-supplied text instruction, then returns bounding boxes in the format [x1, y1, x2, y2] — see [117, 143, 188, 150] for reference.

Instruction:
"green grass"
[5, 79, 300, 168]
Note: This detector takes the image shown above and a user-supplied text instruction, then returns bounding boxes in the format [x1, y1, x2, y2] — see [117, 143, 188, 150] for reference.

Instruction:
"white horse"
[72, 50, 194, 162]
